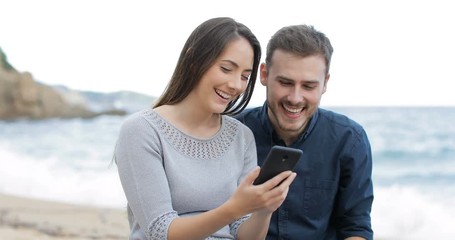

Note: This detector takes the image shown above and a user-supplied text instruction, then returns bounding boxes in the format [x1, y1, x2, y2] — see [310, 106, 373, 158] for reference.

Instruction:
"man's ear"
[322, 73, 330, 94]
[260, 63, 267, 86]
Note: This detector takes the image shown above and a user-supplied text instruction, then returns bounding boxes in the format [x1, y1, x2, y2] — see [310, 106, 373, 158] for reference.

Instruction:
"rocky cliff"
[0, 47, 128, 120]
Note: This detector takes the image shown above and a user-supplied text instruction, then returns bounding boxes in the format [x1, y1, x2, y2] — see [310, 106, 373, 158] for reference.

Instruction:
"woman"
[114, 17, 296, 240]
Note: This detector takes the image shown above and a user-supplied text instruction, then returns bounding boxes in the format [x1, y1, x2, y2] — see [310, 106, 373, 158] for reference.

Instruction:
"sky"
[1, 0, 454, 107]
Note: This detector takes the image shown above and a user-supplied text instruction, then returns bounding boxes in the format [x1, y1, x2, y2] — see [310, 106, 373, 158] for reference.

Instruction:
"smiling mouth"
[282, 104, 304, 114]
[215, 89, 233, 100]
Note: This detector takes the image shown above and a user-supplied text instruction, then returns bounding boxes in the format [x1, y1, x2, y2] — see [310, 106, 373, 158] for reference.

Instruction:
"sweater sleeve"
[114, 113, 177, 239]
[230, 123, 258, 237]
[238, 124, 258, 184]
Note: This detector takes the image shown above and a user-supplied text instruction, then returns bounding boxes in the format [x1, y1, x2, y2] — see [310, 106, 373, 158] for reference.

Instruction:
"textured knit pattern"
[115, 109, 257, 240]
[143, 110, 236, 160]
[229, 215, 250, 238]
[147, 211, 178, 239]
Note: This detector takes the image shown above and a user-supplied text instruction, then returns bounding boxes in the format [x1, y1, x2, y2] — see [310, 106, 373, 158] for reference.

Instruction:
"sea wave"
[1, 108, 455, 239]
[0, 144, 126, 208]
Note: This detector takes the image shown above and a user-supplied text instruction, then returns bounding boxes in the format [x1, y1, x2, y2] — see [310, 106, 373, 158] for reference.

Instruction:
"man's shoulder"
[235, 106, 262, 122]
[317, 108, 372, 163]
[318, 108, 365, 134]
[234, 106, 264, 132]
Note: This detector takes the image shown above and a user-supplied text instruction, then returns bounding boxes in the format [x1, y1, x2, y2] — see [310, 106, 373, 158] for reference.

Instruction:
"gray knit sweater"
[115, 109, 257, 240]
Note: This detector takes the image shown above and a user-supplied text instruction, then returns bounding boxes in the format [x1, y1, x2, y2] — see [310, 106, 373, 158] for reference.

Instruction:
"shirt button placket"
[277, 206, 288, 240]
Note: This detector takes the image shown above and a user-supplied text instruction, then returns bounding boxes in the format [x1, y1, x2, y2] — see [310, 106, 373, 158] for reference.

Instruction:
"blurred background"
[1, 0, 454, 239]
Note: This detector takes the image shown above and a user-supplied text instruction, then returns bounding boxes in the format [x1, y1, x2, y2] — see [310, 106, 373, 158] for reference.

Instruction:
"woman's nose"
[227, 76, 243, 92]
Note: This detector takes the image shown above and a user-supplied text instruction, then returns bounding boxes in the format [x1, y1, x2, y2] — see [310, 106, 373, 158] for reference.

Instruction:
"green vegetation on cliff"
[0, 47, 15, 71]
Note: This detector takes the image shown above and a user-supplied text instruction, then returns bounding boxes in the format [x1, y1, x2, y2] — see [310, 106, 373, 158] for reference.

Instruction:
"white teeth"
[283, 104, 303, 113]
[215, 89, 232, 100]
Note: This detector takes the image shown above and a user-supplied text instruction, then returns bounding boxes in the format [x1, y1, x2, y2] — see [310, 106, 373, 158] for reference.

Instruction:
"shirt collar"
[259, 102, 275, 137]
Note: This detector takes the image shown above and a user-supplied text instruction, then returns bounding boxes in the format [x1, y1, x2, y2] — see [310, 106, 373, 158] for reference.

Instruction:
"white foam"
[3, 145, 454, 239]
[373, 185, 455, 240]
[1, 111, 455, 239]
[0, 145, 126, 208]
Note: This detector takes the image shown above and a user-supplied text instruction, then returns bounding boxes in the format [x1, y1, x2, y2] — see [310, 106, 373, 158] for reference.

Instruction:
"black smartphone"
[253, 145, 303, 185]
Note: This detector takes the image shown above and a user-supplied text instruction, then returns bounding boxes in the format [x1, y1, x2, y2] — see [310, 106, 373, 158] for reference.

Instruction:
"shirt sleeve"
[336, 127, 374, 240]
[114, 113, 177, 239]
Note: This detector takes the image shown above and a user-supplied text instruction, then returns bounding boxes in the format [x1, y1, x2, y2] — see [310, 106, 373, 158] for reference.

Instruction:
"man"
[236, 25, 374, 239]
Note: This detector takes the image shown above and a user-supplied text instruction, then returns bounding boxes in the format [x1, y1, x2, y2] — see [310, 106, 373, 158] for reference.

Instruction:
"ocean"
[1, 106, 454, 240]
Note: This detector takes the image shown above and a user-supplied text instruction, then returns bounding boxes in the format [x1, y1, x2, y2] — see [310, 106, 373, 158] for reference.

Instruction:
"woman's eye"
[241, 75, 250, 81]
[221, 66, 231, 72]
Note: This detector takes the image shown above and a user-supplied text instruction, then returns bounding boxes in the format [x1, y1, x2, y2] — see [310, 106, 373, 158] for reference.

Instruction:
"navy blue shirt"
[235, 103, 373, 240]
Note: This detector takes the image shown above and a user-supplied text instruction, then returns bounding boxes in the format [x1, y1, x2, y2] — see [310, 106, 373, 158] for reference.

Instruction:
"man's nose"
[287, 88, 304, 104]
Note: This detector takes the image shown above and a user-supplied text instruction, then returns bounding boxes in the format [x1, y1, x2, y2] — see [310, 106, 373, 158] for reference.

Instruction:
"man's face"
[261, 50, 329, 140]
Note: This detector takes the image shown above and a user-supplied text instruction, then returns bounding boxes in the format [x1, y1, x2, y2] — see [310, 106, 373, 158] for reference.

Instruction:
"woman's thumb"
[241, 166, 261, 185]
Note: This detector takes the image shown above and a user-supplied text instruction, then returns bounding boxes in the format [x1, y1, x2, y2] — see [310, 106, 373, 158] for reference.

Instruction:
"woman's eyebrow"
[220, 59, 252, 72]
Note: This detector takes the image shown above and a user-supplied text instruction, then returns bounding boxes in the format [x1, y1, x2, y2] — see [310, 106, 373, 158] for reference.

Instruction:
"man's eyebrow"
[276, 75, 294, 82]
[276, 75, 319, 84]
[220, 59, 253, 72]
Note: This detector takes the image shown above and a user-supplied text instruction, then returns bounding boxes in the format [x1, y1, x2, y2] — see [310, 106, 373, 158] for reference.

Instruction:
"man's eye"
[303, 85, 316, 90]
[280, 81, 292, 86]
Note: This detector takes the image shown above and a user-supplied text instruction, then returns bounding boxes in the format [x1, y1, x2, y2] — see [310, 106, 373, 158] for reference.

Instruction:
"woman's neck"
[154, 103, 221, 139]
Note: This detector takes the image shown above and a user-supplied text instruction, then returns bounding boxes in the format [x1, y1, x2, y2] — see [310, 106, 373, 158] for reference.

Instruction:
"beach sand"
[0, 193, 129, 240]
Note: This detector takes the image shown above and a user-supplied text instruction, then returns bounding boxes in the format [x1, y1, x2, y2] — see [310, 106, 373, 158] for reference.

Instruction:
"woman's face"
[190, 37, 254, 114]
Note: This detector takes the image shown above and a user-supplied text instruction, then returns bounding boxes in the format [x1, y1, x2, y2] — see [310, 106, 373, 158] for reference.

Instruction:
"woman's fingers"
[240, 166, 261, 187]
[263, 172, 296, 200]
[260, 171, 295, 190]
[232, 168, 297, 214]
[261, 172, 296, 211]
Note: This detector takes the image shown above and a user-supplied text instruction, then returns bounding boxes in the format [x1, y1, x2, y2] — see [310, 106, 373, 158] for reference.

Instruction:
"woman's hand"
[224, 167, 297, 218]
